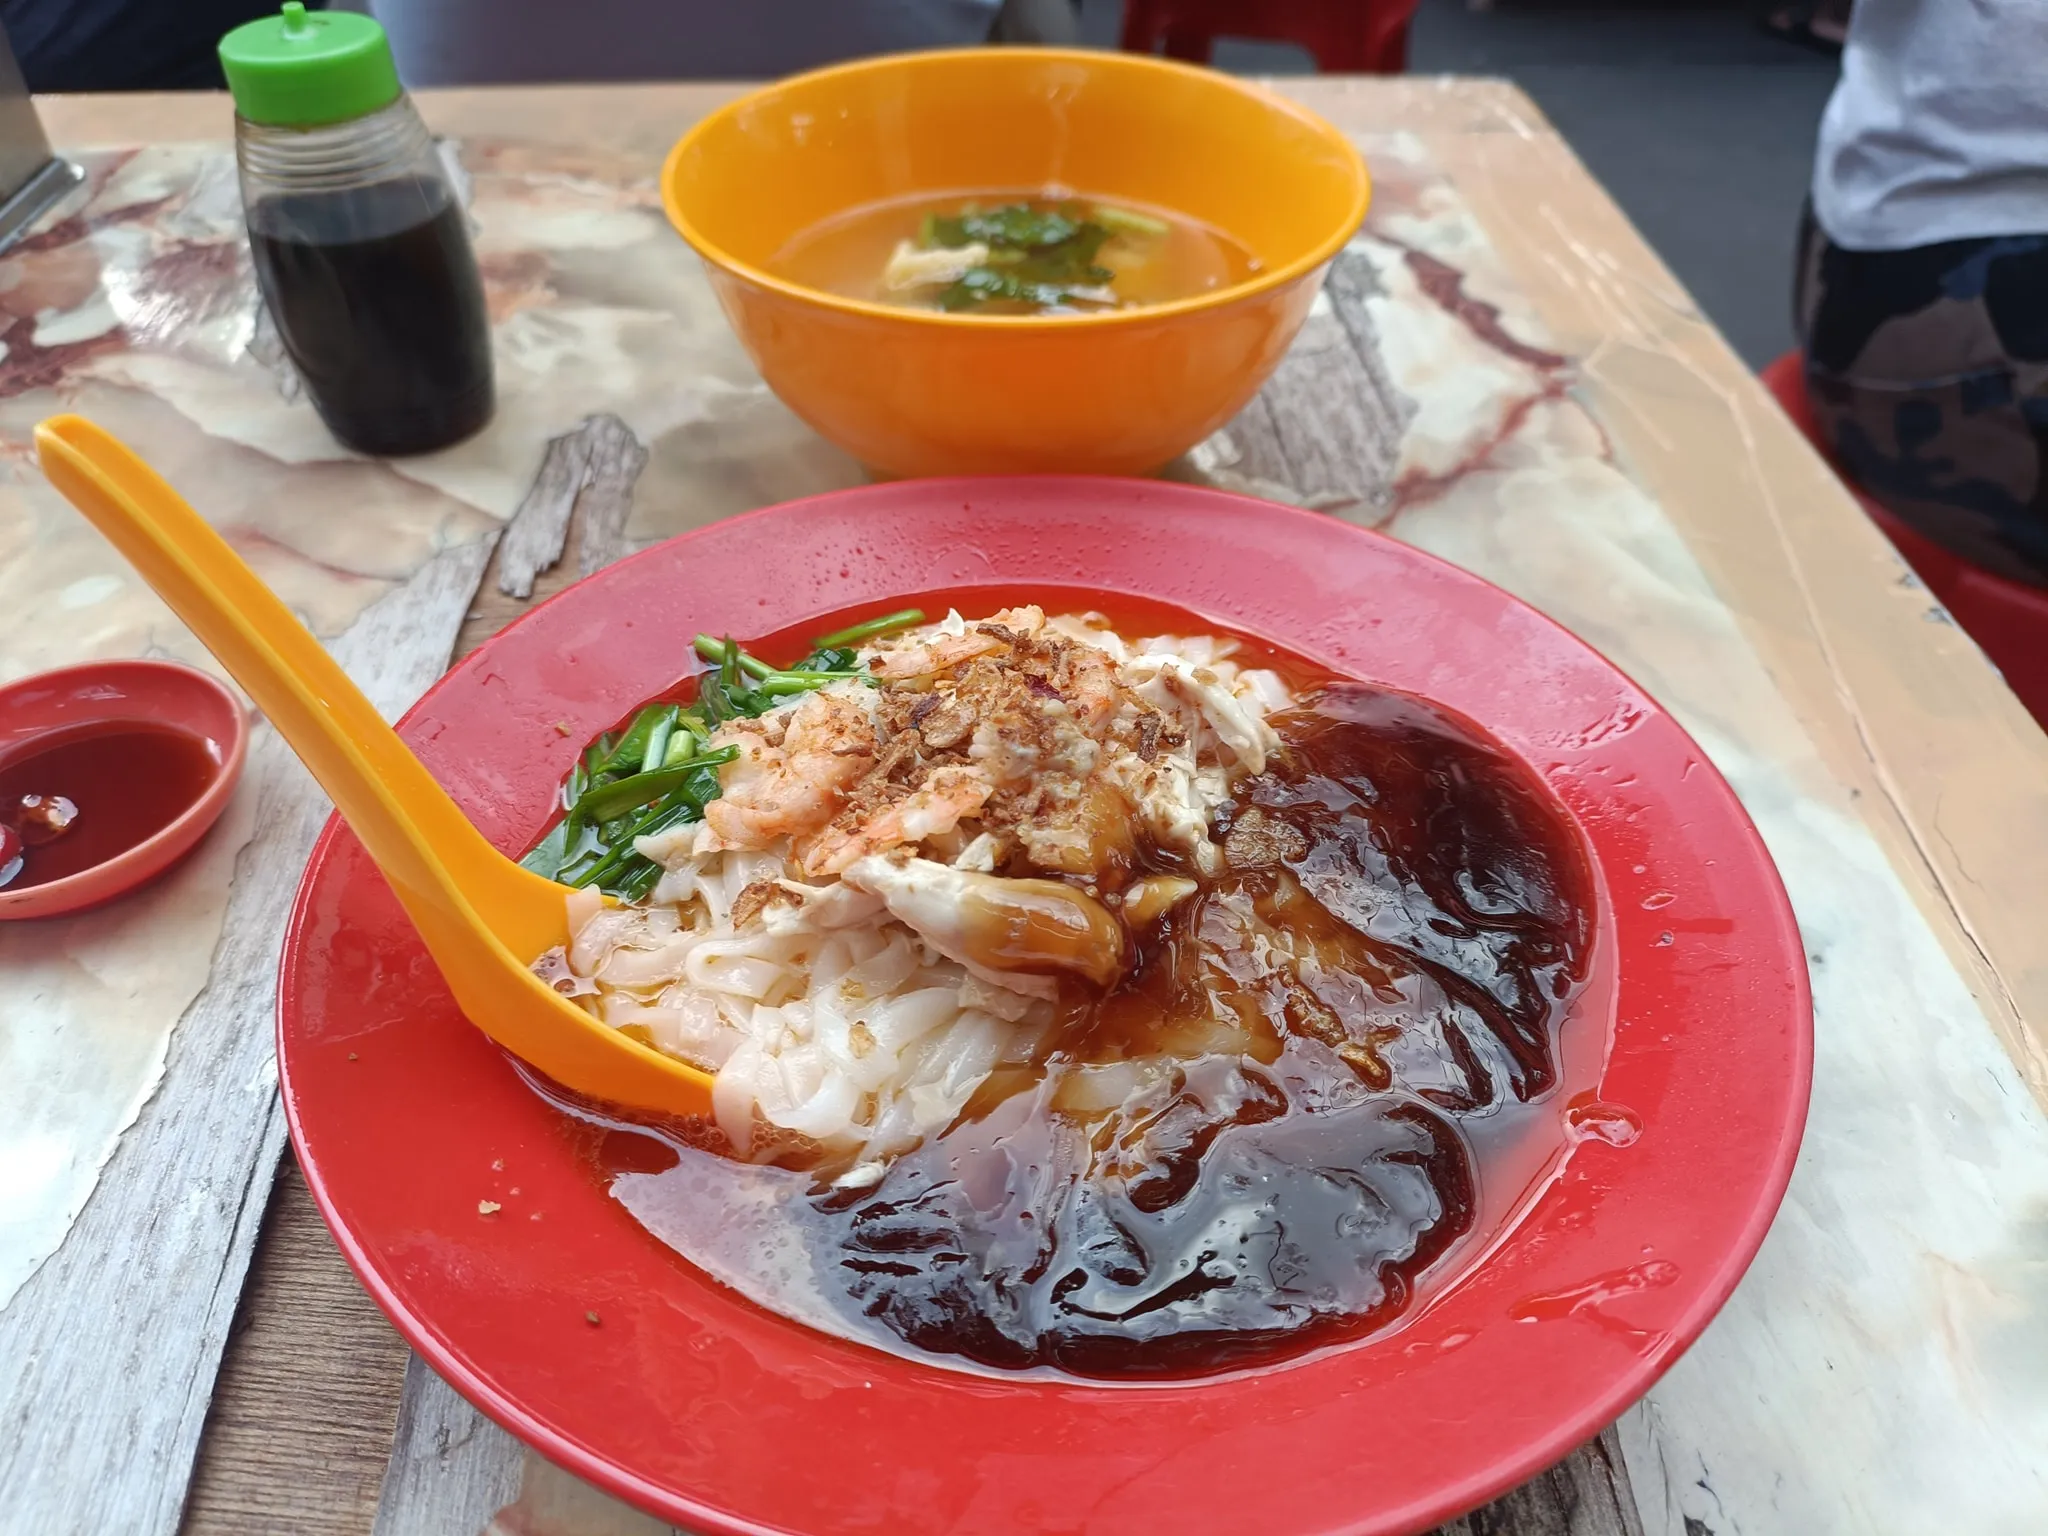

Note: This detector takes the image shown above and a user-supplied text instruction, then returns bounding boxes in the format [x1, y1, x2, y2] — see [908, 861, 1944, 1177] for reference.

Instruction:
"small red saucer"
[0, 659, 249, 920]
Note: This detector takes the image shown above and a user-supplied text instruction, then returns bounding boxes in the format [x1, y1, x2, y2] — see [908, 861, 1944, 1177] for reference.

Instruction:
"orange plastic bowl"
[662, 48, 1369, 477]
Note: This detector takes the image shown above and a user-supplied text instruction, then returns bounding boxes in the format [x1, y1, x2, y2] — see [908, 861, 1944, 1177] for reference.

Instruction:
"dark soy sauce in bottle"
[247, 179, 492, 455]
[222, 4, 494, 456]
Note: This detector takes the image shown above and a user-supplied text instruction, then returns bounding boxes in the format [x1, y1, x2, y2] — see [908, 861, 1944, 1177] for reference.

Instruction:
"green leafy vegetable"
[562, 789, 711, 893]
[519, 820, 570, 879]
[938, 269, 1094, 312]
[919, 202, 1118, 313]
[593, 704, 675, 777]
[802, 645, 861, 674]
[638, 707, 678, 774]
[929, 203, 1084, 250]
[691, 632, 773, 680]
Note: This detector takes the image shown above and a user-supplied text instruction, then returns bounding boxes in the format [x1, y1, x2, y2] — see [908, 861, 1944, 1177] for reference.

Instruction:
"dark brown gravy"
[0, 720, 219, 889]
[803, 684, 1593, 1377]
[548, 597, 1597, 1380]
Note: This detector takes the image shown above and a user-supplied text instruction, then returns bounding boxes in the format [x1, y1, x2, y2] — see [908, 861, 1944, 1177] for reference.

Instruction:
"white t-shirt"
[1811, 0, 2048, 251]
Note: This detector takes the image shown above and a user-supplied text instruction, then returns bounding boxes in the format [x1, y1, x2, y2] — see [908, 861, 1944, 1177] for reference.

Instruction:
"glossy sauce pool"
[528, 589, 1607, 1381]
[0, 720, 220, 889]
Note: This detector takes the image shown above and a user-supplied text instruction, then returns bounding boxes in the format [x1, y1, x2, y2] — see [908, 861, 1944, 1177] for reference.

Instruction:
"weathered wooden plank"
[492, 413, 646, 600]
[1189, 247, 1413, 517]
[1429, 1431, 1646, 1536]
[370, 1358, 526, 1536]
[0, 537, 494, 1536]
[180, 1161, 412, 1536]
[459, 413, 650, 656]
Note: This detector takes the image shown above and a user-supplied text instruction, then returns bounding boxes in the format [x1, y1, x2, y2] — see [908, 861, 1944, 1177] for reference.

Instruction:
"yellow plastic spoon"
[35, 413, 715, 1119]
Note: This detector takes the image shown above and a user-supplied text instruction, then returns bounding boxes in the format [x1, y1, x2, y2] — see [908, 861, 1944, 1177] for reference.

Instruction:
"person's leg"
[1982, 243, 2048, 568]
[1797, 222, 2048, 586]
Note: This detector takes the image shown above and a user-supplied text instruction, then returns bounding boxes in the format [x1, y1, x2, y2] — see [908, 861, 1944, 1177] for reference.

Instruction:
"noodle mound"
[540, 608, 1291, 1173]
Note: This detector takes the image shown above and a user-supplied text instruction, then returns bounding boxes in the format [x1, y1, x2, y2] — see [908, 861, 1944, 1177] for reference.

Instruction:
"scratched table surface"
[3, 78, 2045, 1536]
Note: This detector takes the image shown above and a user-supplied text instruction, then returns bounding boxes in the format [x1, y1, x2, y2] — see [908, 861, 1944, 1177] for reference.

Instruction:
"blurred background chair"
[1120, 0, 1419, 72]
[1763, 350, 2048, 730]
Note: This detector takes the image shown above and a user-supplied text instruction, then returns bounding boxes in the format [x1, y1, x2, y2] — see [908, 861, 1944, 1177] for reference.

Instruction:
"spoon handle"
[34, 414, 564, 950]
[37, 415, 716, 1118]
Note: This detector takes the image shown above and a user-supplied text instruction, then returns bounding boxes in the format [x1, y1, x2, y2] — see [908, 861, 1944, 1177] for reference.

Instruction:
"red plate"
[281, 478, 1809, 1536]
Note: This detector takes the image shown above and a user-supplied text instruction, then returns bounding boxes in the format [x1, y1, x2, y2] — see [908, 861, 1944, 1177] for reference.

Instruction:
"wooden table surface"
[10, 75, 2047, 1536]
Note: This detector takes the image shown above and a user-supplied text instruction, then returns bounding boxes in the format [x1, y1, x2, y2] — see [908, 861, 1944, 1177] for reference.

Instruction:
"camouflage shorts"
[1795, 204, 2048, 586]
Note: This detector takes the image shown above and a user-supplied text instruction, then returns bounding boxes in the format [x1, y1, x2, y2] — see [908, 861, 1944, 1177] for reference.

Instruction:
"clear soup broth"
[770, 190, 1262, 316]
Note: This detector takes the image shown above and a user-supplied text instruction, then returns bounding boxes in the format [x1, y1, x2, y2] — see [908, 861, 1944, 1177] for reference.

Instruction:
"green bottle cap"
[218, 3, 403, 128]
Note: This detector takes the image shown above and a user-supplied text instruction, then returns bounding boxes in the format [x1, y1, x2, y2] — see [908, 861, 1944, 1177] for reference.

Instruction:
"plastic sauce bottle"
[218, 4, 494, 456]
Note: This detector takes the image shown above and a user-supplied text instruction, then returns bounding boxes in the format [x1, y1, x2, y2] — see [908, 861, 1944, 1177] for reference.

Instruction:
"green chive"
[612, 857, 666, 904]
[595, 704, 672, 777]
[570, 796, 704, 891]
[692, 633, 773, 681]
[639, 707, 678, 774]
[811, 608, 925, 650]
[758, 670, 863, 697]
[567, 748, 737, 827]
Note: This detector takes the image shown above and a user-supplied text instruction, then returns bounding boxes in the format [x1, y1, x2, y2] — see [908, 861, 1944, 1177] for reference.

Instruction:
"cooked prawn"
[702, 689, 877, 848]
[1054, 640, 1129, 734]
[864, 605, 1048, 680]
[797, 765, 994, 878]
[867, 630, 1006, 680]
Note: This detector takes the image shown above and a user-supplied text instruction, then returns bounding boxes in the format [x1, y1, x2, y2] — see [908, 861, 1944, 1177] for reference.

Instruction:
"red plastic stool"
[1121, 0, 1421, 73]
[1762, 349, 2048, 729]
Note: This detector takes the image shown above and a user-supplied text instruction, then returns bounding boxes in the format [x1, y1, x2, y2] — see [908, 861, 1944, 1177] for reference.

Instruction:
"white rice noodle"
[552, 613, 1300, 1168]
[565, 851, 1052, 1161]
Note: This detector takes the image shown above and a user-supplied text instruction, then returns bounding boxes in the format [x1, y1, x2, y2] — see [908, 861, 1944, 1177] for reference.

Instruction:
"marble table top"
[2, 77, 2045, 1536]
